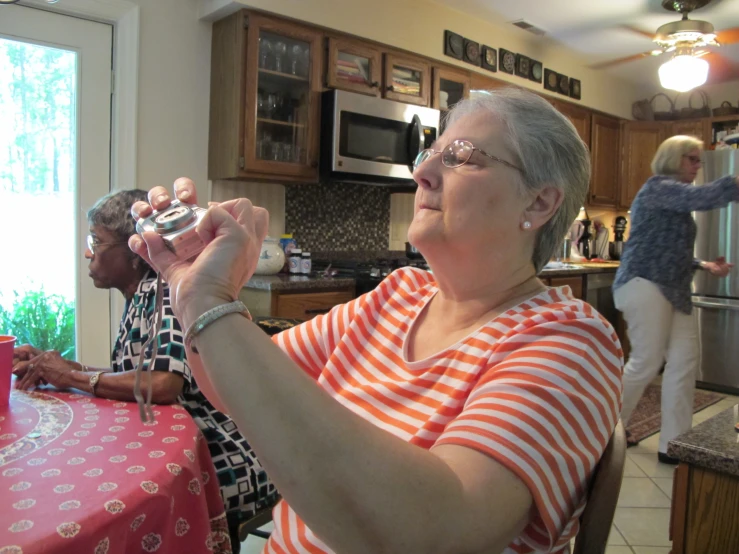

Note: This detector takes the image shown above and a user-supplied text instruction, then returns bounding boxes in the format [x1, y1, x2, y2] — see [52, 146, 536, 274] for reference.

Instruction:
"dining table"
[0, 387, 233, 554]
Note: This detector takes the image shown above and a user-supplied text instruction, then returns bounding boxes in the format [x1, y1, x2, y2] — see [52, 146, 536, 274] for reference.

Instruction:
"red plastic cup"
[0, 336, 16, 407]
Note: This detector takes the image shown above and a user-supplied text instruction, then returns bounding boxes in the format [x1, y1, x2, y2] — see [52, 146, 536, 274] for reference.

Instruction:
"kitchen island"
[667, 404, 739, 554]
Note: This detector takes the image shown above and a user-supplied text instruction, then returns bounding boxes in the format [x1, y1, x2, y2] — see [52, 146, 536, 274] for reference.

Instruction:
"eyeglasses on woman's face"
[413, 139, 523, 173]
[86, 234, 128, 255]
[683, 154, 702, 166]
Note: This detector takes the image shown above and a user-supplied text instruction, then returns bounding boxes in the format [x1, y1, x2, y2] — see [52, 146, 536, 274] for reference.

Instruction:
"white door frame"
[22, 0, 139, 191]
[20, 0, 139, 348]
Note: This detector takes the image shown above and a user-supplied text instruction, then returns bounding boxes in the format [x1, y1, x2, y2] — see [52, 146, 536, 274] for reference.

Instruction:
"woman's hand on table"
[704, 256, 734, 278]
[128, 178, 269, 328]
[13, 351, 76, 391]
[12, 344, 43, 367]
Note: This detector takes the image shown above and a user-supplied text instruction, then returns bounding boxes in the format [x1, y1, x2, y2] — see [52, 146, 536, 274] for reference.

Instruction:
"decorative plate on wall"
[570, 78, 582, 100]
[544, 69, 559, 92]
[481, 45, 497, 72]
[529, 60, 543, 83]
[558, 74, 570, 95]
[515, 54, 530, 78]
[444, 30, 464, 60]
[463, 39, 481, 66]
[499, 48, 516, 74]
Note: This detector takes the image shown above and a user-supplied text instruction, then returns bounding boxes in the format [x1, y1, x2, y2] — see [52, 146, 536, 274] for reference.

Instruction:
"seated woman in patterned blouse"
[12, 189, 276, 553]
[131, 88, 623, 554]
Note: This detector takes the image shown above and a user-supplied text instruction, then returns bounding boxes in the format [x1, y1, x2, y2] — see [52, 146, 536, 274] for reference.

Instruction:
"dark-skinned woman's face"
[84, 225, 141, 290]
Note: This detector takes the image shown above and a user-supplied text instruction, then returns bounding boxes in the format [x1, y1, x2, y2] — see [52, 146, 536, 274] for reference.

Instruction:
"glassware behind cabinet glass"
[289, 44, 304, 76]
[259, 37, 273, 70]
[273, 41, 287, 73]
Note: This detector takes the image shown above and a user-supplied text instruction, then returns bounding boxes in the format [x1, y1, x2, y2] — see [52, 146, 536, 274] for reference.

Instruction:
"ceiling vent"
[511, 20, 546, 36]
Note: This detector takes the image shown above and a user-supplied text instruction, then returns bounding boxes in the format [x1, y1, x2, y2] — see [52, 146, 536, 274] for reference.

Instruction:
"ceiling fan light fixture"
[659, 54, 709, 92]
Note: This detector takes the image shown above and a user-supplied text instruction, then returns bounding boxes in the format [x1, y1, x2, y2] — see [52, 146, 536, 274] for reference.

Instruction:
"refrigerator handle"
[693, 299, 739, 311]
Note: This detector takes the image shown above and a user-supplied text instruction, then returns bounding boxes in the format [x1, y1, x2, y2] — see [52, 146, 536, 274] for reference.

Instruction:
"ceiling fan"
[590, 0, 739, 89]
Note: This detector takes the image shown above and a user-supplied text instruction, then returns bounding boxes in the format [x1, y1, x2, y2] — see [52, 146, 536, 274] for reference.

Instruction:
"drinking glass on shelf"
[289, 45, 303, 76]
[273, 41, 287, 73]
[282, 143, 294, 163]
[257, 90, 266, 118]
[257, 131, 272, 160]
[266, 92, 279, 120]
[259, 37, 273, 70]
[293, 145, 304, 164]
[301, 48, 310, 77]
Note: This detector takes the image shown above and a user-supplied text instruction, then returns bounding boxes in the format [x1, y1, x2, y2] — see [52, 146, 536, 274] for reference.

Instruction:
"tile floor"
[239, 393, 739, 554]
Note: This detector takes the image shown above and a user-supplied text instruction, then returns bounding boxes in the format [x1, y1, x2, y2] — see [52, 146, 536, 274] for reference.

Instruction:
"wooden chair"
[238, 502, 278, 542]
[573, 420, 627, 554]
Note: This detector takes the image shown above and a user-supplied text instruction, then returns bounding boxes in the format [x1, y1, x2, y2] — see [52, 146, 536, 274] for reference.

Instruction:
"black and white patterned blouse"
[112, 270, 277, 518]
[613, 175, 739, 314]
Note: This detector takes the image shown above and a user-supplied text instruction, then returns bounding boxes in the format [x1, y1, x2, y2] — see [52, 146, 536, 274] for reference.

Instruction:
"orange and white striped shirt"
[270, 267, 623, 554]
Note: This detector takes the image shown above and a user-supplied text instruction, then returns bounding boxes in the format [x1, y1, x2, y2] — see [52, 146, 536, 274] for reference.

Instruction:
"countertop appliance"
[321, 89, 440, 185]
[693, 149, 739, 394]
[313, 257, 429, 297]
[610, 216, 628, 260]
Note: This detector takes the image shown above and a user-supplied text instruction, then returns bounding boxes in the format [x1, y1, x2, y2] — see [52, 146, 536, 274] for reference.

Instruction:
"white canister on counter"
[289, 248, 302, 274]
[300, 252, 311, 275]
[254, 237, 286, 275]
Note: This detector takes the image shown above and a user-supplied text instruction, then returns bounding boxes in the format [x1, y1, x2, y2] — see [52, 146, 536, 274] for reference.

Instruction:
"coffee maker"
[610, 216, 628, 260]
[578, 209, 593, 260]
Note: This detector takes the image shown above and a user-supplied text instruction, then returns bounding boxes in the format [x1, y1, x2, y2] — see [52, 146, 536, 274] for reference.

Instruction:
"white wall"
[132, 0, 212, 201]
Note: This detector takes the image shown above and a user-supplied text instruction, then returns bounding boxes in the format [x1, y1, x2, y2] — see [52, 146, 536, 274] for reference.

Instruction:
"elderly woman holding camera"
[12, 189, 276, 553]
[613, 135, 739, 462]
[131, 88, 622, 554]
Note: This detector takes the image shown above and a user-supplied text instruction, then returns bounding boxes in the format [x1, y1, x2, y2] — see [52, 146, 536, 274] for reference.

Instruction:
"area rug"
[626, 384, 725, 443]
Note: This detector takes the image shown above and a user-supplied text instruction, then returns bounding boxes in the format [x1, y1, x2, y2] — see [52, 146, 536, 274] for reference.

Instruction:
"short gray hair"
[445, 88, 591, 273]
[87, 189, 148, 241]
[651, 135, 703, 176]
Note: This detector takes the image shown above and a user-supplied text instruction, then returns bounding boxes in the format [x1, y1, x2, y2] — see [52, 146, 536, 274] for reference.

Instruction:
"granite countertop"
[667, 404, 739, 477]
[245, 274, 356, 291]
[245, 262, 619, 291]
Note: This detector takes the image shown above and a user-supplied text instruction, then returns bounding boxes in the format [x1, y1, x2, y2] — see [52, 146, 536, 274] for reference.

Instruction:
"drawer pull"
[304, 308, 331, 315]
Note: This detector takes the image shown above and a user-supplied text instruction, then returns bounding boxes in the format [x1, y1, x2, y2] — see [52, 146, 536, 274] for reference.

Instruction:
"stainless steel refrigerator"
[693, 149, 739, 394]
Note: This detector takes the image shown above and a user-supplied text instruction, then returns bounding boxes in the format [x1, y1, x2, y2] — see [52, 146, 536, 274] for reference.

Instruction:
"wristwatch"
[89, 371, 104, 396]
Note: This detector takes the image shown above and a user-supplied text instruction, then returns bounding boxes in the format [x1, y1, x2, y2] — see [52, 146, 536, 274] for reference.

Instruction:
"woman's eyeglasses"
[413, 139, 523, 173]
[683, 154, 702, 166]
[86, 235, 128, 255]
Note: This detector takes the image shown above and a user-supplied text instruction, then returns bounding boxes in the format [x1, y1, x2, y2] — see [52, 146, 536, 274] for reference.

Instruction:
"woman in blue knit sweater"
[613, 135, 739, 464]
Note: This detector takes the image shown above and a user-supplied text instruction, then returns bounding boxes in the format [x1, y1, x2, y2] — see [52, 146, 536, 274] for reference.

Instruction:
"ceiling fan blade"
[589, 51, 656, 70]
[703, 52, 739, 84]
[619, 24, 656, 40]
[716, 27, 739, 45]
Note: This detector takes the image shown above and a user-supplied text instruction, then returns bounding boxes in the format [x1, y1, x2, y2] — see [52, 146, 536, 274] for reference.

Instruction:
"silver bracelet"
[184, 300, 252, 354]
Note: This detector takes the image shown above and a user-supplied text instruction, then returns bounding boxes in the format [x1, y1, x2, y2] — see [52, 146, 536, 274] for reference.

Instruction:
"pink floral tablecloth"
[0, 389, 232, 554]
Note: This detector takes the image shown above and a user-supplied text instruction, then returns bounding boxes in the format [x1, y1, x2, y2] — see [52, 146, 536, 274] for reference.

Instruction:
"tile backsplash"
[285, 181, 391, 251]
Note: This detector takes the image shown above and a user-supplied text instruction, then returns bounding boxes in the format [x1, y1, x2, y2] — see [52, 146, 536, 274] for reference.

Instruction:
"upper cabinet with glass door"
[432, 66, 470, 132]
[326, 37, 382, 97]
[384, 53, 431, 107]
[208, 12, 322, 182]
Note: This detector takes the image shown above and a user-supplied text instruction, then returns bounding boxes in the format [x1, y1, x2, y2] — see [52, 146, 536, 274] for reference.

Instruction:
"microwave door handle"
[408, 114, 424, 172]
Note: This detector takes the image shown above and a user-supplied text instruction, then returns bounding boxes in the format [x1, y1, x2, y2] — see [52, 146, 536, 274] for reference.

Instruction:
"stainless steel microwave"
[320, 89, 440, 185]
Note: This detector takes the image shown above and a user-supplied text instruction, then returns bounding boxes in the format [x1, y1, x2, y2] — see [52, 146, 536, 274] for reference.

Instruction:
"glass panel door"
[255, 30, 310, 166]
[0, 5, 113, 367]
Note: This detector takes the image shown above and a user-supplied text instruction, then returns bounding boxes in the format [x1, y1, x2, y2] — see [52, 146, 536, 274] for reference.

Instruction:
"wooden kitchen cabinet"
[668, 119, 710, 143]
[553, 100, 591, 149]
[589, 114, 621, 207]
[208, 11, 323, 182]
[384, 52, 431, 106]
[326, 36, 382, 97]
[469, 72, 508, 92]
[433, 65, 470, 132]
[275, 289, 354, 320]
[548, 276, 584, 299]
[619, 121, 668, 209]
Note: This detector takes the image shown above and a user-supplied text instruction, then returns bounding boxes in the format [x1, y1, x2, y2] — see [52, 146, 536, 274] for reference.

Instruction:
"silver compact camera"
[136, 200, 207, 260]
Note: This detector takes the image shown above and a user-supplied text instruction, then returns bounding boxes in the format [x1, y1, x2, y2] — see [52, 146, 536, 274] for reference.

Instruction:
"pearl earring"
[522, 221, 532, 230]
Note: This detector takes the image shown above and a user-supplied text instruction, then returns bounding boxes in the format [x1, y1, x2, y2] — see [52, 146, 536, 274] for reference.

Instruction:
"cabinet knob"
[387, 85, 394, 92]
[370, 81, 379, 88]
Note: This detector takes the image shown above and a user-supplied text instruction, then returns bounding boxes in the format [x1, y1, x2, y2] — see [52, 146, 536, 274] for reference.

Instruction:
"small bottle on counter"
[300, 252, 312, 275]
[289, 248, 302, 274]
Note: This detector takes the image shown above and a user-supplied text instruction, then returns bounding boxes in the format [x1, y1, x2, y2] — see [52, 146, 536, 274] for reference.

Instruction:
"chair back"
[573, 420, 626, 554]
